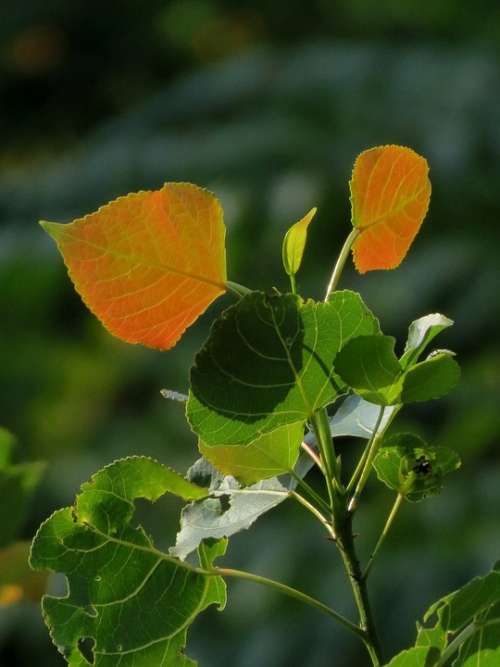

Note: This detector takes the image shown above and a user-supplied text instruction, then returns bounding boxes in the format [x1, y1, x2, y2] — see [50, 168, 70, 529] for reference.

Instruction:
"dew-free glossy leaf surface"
[282, 207, 316, 276]
[187, 291, 379, 446]
[335, 337, 460, 406]
[30, 457, 223, 666]
[334, 335, 402, 405]
[373, 433, 461, 501]
[350, 145, 431, 273]
[401, 352, 460, 403]
[409, 563, 500, 666]
[384, 646, 437, 667]
[41, 183, 227, 350]
[400, 314, 454, 369]
[199, 421, 304, 485]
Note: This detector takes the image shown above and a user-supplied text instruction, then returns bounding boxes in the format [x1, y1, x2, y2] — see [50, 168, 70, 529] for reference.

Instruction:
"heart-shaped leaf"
[187, 291, 379, 446]
[350, 145, 431, 273]
[41, 183, 227, 350]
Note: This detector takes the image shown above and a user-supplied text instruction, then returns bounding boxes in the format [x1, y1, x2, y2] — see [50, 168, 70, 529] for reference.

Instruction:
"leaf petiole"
[225, 280, 253, 297]
[205, 566, 364, 639]
[324, 228, 360, 300]
[348, 406, 401, 512]
[363, 493, 403, 579]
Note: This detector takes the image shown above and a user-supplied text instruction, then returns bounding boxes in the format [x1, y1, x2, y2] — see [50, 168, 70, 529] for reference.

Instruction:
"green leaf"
[373, 433, 460, 502]
[30, 456, 223, 666]
[400, 314, 454, 369]
[282, 207, 316, 276]
[384, 646, 438, 667]
[453, 601, 500, 666]
[410, 563, 500, 665]
[334, 335, 403, 405]
[199, 421, 304, 485]
[401, 352, 461, 403]
[187, 291, 379, 446]
[335, 337, 460, 406]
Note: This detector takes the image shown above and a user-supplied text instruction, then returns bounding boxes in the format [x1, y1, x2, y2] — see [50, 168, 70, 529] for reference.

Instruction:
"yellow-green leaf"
[282, 207, 317, 277]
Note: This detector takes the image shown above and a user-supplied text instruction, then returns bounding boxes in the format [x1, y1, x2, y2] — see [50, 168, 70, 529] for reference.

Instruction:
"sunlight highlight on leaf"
[282, 207, 317, 277]
[350, 145, 431, 273]
[41, 183, 227, 350]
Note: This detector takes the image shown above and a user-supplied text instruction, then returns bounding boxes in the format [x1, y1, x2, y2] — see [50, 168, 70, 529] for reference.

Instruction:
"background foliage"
[1, 2, 499, 665]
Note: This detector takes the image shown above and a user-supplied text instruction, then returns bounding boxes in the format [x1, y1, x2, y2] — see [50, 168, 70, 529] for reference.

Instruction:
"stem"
[311, 409, 339, 510]
[291, 491, 336, 540]
[334, 511, 383, 665]
[289, 273, 297, 295]
[348, 406, 402, 513]
[225, 280, 252, 297]
[301, 440, 325, 474]
[207, 566, 364, 639]
[346, 406, 386, 496]
[363, 494, 403, 579]
[287, 468, 332, 517]
[324, 228, 360, 300]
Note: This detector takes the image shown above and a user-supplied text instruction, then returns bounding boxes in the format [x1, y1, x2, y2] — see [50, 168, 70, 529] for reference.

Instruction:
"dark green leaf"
[400, 314, 454, 369]
[199, 421, 304, 485]
[373, 433, 461, 502]
[30, 457, 223, 666]
[334, 335, 403, 405]
[401, 352, 461, 403]
[187, 291, 379, 446]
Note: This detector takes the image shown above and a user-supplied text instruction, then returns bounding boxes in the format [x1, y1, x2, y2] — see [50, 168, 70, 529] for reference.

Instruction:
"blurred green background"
[1, 1, 500, 665]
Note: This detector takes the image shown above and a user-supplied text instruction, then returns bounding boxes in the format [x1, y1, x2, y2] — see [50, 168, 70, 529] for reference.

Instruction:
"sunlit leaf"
[373, 433, 461, 502]
[199, 421, 304, 485]
[401, 352, 460, 403]
[350, 145, 431, 273]
[282, 207, 316, 277]
[187, 291, 379, 446]
[384, 646, 437, 667]
[335, 336, 460, 406]
[334, 335, 403, 405]
[30, 457, 224, 666]
[400, 313, 454, 369]
[411, 562, 500, 666]
[40, 183, 227, 350]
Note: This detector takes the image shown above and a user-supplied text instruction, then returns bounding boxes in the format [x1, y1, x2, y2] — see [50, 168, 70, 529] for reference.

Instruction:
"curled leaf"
[41, 183, 227, 350]
[350, 145, 431, 273]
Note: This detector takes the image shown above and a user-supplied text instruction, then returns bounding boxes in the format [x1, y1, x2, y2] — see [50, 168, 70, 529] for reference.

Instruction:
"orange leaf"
[350, 145, 431, 273]
[41, 183, 227, 350]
